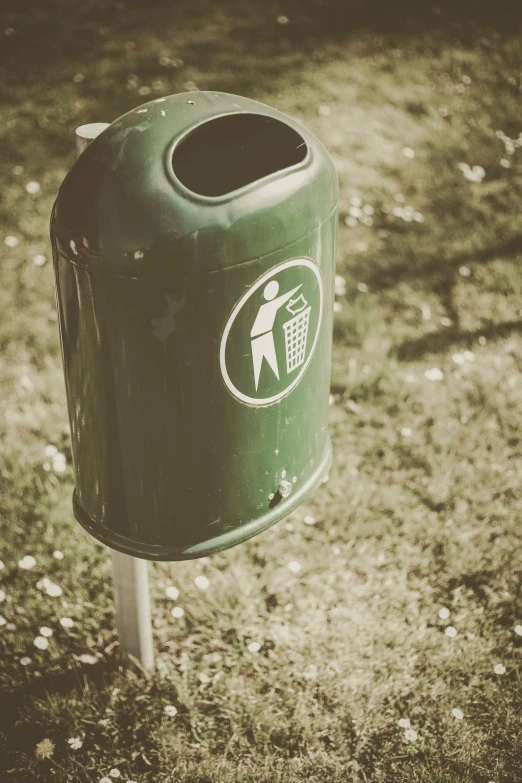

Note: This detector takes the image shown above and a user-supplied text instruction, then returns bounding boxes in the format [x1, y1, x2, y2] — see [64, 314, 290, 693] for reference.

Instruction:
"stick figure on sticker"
[250, 281, 301, 389]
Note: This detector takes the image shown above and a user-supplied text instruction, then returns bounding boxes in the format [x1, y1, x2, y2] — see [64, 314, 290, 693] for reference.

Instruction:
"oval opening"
[171, 113, 308, 197]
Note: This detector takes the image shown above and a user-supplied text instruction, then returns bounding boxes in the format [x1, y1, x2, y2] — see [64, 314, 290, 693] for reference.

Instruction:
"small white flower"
[458, 163, 485, 183]
[194, 575, 209, 590]
[445, 626, 458, 638]
[60, 617, 74, 629]
[402, 146, 415, 158]
[329, 394, 335, 405]
[350, 196, 362, 207]
[277, 15, 289, 24]
[317, 105, 331, 116]
[332, 545, 341, 555]
[164, 705, 178, 717]
[459, 265, 471, 277]
[398, 718, 411, 728]
[0, 560, 4, 570]
[68, 737, 83, 750]
[52, 453, 67, 473]
[34, 635, 49, 650]
[462, 351, 475, 362]
[420, 303, 431, 321]
[413, 211, 425, 223]
[26, 181, 41, 194]
[53, 550, 64, 560]
[44, 444, 58, 457]
[349, 206, 362, 218]
[45, 582, 63, 597]
[5, 235, 19, 247]
[334, 275, 346, 295]
[500, 158, 511, 168]
[6, 623, 16, 631]
[0, 589, 6, 602]
[439, 607, 450, 620]
[109, 770, 121, 779]
[288, 560, 302, 573]
[333, 301, 343, 312]
[451, 707, 464, 720]
[171, 606, 184, 618]
[33, 254, 47, 266]
[494, 663, 506, 675]
[20, 656, 32, 666]
[247, 641, 261, 653]
[452, 353, 465, 365]
[303, 515, 316, 526]
[165, 586, 180, 600]
[400, 427, 413, 437]
[404, 728, 418, 742]
[100, 778, 112, 783]
[0, 616, 6, 626]
[363, 204, 374, 215]
[39, 626, 53, 638]
[344, 216, 358, 228]
[514, 624, 522, 636]
[425, 368, 444, 382]
[76, 653, 98, 665]
[440, 316, 453, 327]
[356, 282, 369, 293]
[18, 555, 37, 570]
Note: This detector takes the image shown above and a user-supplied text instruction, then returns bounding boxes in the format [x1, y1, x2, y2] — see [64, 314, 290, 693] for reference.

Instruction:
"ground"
[1, 1, 522, 781]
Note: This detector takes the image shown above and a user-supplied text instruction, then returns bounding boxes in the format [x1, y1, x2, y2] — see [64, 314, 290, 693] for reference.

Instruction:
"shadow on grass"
[370, 233, 522, 293]
[0, 662, 115, 772]
[0, 654, 120, 721]
[2, 0, 522, 92]
[379, 233, 522, 359]
[395, 319, 522, 361]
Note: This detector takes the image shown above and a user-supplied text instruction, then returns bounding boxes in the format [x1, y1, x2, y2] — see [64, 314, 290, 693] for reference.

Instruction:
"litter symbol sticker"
[220, 258, 323, 405]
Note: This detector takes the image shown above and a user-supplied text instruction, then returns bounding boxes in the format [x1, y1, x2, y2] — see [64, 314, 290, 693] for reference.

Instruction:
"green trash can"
[50, 91, 339, 560]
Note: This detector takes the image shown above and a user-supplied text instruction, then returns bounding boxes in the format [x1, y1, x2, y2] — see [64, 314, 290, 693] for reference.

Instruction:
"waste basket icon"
[50, 91, 339, 560]
[283, 301, 311, 374]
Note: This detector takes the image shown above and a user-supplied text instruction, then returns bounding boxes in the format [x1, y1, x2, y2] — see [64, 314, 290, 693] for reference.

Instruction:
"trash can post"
[75, 123, 154, 671]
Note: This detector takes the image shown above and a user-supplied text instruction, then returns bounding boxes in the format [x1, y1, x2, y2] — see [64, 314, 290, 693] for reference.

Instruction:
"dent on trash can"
[49, 91, 339, 561]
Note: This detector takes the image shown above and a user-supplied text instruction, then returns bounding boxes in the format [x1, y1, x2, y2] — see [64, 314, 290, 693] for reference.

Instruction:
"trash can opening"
[172, 113, 308, 198]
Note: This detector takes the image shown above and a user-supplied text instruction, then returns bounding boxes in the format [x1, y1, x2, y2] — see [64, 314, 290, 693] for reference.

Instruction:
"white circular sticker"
[220, 258, 323, 406]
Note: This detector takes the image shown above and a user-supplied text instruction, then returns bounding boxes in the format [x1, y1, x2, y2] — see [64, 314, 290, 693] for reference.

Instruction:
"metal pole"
[75, 123, 155, 670]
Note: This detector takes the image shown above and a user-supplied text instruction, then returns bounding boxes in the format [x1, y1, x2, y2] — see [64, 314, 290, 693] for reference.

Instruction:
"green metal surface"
[50, 91, 339, 560]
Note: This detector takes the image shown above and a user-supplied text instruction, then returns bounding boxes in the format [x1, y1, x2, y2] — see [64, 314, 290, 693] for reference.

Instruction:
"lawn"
[1, 1, 522, 781]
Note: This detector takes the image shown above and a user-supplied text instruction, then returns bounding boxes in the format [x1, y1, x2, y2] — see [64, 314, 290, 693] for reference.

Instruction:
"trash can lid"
[51, 92, 338, 278]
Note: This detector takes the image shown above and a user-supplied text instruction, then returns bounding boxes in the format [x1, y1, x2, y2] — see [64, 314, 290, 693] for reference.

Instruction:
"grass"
[1, 1, 522, 780]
